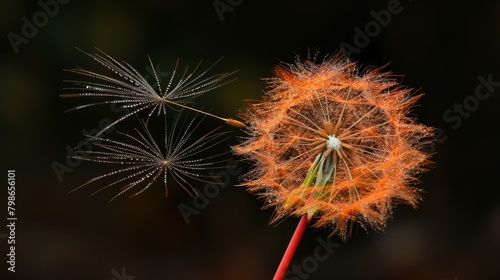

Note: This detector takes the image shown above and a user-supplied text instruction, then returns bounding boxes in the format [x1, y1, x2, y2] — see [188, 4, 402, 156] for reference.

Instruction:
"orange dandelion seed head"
[233, 52, 434, 240]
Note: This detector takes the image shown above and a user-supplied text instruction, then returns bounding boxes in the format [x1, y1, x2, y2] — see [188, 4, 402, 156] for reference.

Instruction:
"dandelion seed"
[233, 52, 434, 240]
[71, 112, 230, 201]
[61, 48, 244, 136]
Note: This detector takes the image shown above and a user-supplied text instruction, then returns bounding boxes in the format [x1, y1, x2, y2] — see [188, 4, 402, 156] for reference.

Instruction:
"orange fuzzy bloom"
[233, 53, 433, 240]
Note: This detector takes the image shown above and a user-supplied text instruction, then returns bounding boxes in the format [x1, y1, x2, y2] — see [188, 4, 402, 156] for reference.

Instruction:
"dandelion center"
[326, 135, 341, 150]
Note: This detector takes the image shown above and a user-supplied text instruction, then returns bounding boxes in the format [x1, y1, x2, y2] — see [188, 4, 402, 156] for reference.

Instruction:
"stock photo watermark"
[178, 159, 242, 224]
[442, 74, 498, 130]
[284, 236, 340, 280]
[425, 73, 499, 153]
[51, 103, 127, 183]
[6, 170, 17, 273]
[110, 267, 135, 280]
[6, 0, 71, 54]
[213, 0, 243, 22]
[143, 63, 171, 84]
[339, 0, 409, 55]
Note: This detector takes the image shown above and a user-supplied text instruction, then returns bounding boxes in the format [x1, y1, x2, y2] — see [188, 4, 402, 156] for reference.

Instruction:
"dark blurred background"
[1, 0, 499, 279]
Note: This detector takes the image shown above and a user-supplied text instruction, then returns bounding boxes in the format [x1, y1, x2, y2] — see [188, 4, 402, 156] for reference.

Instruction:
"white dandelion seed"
[61, 48, 244, 136]
[70, 111, 230, 201]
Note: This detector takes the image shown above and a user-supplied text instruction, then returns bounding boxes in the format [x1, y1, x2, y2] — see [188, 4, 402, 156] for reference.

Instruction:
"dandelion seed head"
[233, 52, 434, 240]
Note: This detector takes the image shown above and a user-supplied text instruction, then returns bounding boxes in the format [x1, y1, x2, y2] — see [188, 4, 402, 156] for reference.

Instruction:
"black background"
[1, 0, 499, 279]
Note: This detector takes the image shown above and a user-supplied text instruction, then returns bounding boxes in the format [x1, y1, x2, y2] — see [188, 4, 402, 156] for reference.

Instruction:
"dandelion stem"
[161, 98, 246, 128]
[273, 215, 309, 280]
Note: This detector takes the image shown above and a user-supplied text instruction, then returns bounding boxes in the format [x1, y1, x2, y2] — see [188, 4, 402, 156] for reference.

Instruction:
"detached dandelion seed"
[232, 52, 434, 279]
[61, 48, 244, 136]
[71, 112, 230, 201]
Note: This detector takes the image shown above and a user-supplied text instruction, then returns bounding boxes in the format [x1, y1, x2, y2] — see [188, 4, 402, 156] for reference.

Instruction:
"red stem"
[273, 215, 309, 280]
